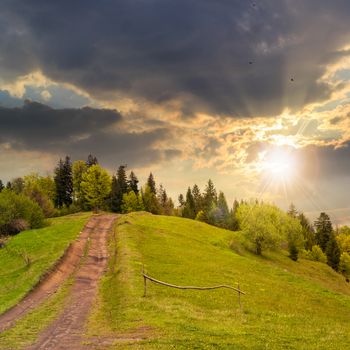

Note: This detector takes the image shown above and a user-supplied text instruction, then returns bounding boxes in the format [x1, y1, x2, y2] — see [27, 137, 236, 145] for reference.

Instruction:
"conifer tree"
[142, 185, 160, 214]
[203, 179, 217, 219]
[192, 184, 202, 214]
[178, 194, 185, 207]
[128, 171, 139, 194]
[72, 160, 88, 208]
[110, 165, 128, 212]
[6, 181, 12, 190]
[54, 156, 73, 208]
[86, 154, 98, 167]
[287, 203, 298, 218]
[326, 236, 341, 270]
[183, 187, 196, 219]
[147, 173, 156, 194]
[216, 191, 230, 227]
[314, 212, 333, 252]
[298, 212, 315, 250]
[0, 180, 4, 192]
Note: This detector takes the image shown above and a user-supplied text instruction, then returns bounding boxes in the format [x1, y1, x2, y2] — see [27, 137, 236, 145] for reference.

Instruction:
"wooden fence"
[142, 266, 245, 309]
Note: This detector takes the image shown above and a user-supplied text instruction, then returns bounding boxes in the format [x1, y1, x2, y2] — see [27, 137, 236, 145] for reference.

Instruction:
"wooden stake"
[143, 265, 147, 297]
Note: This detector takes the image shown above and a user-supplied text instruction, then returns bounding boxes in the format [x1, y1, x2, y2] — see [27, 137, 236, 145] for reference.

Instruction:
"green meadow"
[88, 212, 350, 349]
[0, 212, 90, 315]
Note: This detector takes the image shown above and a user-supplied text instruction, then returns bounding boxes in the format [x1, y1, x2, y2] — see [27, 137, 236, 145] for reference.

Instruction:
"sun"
[261, 149, 296, 180]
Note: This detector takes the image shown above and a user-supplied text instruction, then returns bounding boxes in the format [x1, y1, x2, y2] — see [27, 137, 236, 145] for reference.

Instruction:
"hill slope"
[88, 212, 350, 349]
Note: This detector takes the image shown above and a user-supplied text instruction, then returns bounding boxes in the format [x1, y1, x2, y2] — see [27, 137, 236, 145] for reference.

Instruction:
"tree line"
[1, 155, 350, 279]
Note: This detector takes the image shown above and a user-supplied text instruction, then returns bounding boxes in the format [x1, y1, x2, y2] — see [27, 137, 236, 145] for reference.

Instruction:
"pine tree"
[203, 179, 217, 218]
[287, 203, 298, 218]
[110, 165, 128, 212]
[0, 180, 4, 192]
[178, 194, 185, 207]
[314, 212, 333, 252]
[216, 191, 230, 227]
[147, 173, 156, 194]
[183, 187, 196, 219]
[6, 181, 12, 190]
[72, 160, 88, 208]
[192, 184, 202, 214]
[54, 156, 73, 208]
[142, 185, 160, 214]
[128, 171, 139, 194]
[86, 154, 98, 167]
[326, 236, 341, 270]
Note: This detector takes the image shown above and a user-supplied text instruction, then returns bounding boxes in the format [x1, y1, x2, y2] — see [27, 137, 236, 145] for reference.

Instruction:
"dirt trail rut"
[0, 217, 97, 333]
[26, 214, 116, 350]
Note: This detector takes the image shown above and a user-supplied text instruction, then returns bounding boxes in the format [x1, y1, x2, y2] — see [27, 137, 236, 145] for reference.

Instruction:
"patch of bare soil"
[0, 217, 97, 333]
[26, 214, 116, 350]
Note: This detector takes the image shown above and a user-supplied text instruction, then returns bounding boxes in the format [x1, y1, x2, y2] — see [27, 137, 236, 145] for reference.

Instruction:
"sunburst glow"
[261, 149, 296, 180]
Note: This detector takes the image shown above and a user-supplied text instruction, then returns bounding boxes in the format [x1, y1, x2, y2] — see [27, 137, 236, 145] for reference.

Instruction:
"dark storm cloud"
[0, 101, 180, 167]
[2, 0, 350, 116]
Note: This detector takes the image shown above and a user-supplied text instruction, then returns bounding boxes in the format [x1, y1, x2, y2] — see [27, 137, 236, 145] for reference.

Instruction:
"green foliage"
[121, 191, 144, 213]
[326, 236, 341, 271]
[298, 212, 315, 250]
[237, 203, 287, 255]
[86, 154, 98, 167]
[314, 212, 333, 252]
[195, 210, 206, 222]
[0, 189, 45, 235]
[182, 187, 196, 219]
[147, 172, 157, 194]
[0, 179, 4, 192]
[304, 245, 327, 263]
[142, 185, 160, 214]
[128, 171, 139, 194]
[203, 179, 217, 213]
[81, 164, 111, 210]
[72, 160, 88, 208]
[110, 165, 128, 213]
[336, 227, 350, 254]
[339, 252, 350, 277]
[54, 156, 73, 208]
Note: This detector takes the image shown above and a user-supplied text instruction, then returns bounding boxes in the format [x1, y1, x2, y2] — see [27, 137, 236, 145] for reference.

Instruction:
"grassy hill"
[88, 212, 350, 349]
[0, 212, 91, 315]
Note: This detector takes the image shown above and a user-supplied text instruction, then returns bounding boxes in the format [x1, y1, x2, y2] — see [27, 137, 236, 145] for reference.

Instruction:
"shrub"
[339, 252, 350, 277]
[195, 210, 206, 222]
[0, 189, 45, 235]
[304, 245, 327, 263]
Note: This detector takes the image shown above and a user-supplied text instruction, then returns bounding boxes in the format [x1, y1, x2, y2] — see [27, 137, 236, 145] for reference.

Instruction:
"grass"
[88, 212, 350, 349]
[0, 212, 91, 315]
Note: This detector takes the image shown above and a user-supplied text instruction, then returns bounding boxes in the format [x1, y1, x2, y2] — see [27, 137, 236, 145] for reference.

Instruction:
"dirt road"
[25, 214, 116, 350]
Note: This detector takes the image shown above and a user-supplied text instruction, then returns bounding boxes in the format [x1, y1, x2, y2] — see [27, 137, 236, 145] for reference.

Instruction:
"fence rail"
[142, 266, 245, 309]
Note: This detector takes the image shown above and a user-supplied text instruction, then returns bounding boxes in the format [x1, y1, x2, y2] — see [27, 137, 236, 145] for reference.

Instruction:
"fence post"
[237, 283, 241, 311]
[143, 265, 147, 297]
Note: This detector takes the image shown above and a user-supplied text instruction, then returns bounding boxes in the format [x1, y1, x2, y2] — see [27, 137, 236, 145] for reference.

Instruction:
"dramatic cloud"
[0, 101, 181, 167]
[1, 0, 350, 116]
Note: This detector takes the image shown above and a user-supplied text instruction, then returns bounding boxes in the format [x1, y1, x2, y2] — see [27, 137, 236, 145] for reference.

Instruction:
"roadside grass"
[88, 212, 350, 349]
[0, 212, 91, 315]
[0, 277, 73, 350]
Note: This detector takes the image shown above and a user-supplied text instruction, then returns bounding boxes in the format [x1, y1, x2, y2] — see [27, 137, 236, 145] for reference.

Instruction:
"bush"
[0, 189, 45, 235]
[339, 252, 350, 277]
[195, 210, 206, 222]
[304, 245, 327, 263]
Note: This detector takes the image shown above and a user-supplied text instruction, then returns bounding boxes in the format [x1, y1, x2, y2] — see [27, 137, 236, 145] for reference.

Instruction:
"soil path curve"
[26, 214, 116, 350]
[0, 216, 98, 333]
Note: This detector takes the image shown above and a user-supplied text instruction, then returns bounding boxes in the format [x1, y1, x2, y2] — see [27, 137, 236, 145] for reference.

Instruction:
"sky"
[1, 0, 350, 224]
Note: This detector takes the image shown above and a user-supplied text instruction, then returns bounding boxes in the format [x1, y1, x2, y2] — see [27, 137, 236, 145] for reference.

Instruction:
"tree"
[236, 203, 288, 255]
[287, 203, 298, 218]
[86, 154, 98, 167]
[216, 191, 230, 228]
[182, 187, 196, 219]
[142, 185, 160, 214]
[6, 181, 12, 190]
[0, 180, 3, 192]
[283, 214, 304, 261]
[178, 194, 185, 207]
[203, 179, 217, 212]
[298, 212, 315, 250]
[121, 191, 144, 213]
[314, 212, 333, 252]
[147, 173, 156, 194]
[326, 236, 341, 270]
[339, 252, 350, 277]
[11, 178, 25, 194]
[110, 165, 128, 213]
[54, 156, 73, 208]
[81, 165, 111, 210]
[192, 184, 203, 214]
[336, 228, 350, 254]
[305, 245, 327, 263]
[128, 171, 139, 194]
[72, 160, 88, 208]
[23, 174, 55, 217]
[0, 189, 44, 235]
